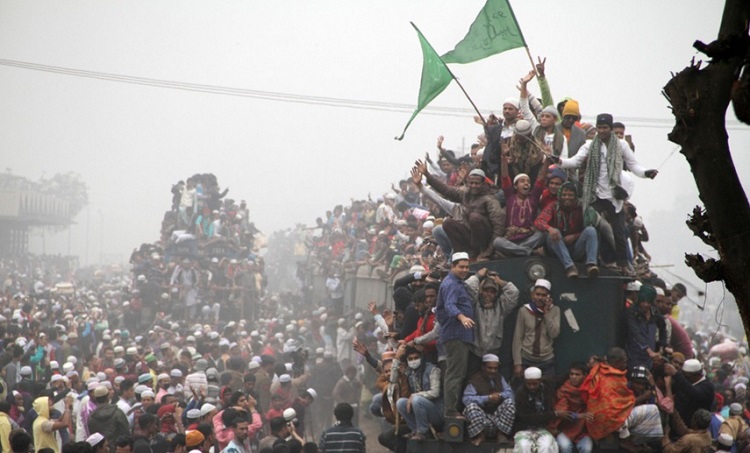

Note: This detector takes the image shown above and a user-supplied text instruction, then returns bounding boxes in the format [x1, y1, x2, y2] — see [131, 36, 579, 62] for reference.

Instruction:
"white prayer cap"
[282, 408, 297, 421]
[62, 362, 74, 373]
[248, 361, 260, 371]
[86, 433, 105, 447]
[625, 280, 642, 292]
[186, 409, 201, 419]
[524, 367, 542, 380]
[469, 169, 486, 179]
[200, 403, 216, 417]
[683, 359, 703, 373]
[534, 279, 552, 291]
[482, 354, 500, 363]
[503, 97, 519, 108]
[513, 173, 530, 185]
[452, 252, 469, 263]
[170, 369, 183, 378]
[305, 388, 317, 399]
[730, 403, 744, 415]
[141, 390, 155, 398]
[718, 433, 734, 447]
[279, 374, 292, 383]
[655, 287, 665, 296]
[409, 265, 426, 274]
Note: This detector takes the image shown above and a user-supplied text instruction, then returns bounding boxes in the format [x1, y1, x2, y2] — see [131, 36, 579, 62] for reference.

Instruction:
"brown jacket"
[425, 173, 505, 238]
[663, 430, 712, 453]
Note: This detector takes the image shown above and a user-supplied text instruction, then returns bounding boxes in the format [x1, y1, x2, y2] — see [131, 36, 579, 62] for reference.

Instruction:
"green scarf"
[582, 133, 623, 207]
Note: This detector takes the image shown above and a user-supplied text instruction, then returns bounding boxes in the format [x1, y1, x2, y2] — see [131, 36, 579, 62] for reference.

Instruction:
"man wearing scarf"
[556, 113, 658, 275]
[512, 279, 560, 378]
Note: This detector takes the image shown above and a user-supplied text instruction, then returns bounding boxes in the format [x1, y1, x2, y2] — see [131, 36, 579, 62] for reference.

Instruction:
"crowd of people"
[0, 60, 745, 453]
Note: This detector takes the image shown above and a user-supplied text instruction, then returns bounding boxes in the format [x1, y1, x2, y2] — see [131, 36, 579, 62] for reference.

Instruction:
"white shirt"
[560, 137, 646, 213]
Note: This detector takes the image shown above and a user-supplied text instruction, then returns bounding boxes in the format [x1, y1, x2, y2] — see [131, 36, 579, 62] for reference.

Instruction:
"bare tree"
[662, 0, 750, 334]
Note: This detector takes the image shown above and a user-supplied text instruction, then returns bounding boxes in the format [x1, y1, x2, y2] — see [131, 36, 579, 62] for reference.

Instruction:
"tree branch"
[685, 206, 717, 248]
[684, 253, 724, 283]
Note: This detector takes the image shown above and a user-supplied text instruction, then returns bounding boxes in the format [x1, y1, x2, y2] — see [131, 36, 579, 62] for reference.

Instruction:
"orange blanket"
[579, 363, 635, 440]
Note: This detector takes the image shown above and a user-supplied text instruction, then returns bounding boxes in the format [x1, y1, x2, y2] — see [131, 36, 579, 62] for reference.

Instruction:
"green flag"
[395, 23, 453, 141]
[441, 0, 526, 65]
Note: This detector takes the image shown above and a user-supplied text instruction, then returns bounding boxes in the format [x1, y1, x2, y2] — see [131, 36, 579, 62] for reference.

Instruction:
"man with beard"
[416, 161, 504, 261]
[462, 354, 516, 445]
[465, 268, 519, 358]
[534, 181, 600, 278]
[514, 367, 559, 453]
[479, 97, 523, 182]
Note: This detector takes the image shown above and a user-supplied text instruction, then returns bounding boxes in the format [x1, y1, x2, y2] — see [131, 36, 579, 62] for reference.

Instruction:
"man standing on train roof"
[436, 251, 478, 418]
[554, 113, 658, 276]
[512, 279, 560, 378]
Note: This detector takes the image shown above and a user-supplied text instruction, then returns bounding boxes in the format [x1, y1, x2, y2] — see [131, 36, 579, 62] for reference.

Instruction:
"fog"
[1, 1, 748, 332]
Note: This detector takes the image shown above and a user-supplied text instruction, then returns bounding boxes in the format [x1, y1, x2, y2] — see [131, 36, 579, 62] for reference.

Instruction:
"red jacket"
[404, 311, 436, 355]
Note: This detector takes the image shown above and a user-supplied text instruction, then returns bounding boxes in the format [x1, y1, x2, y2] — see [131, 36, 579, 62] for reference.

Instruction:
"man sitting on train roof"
[492, 141, 550, 258]
[391, 344, 443, 441]
[533, 181, 599, 279]
[463, 268, 520, 358]
[462, 354, 516, 446]
[552, 362, 593, 453]
[513, 366, 559, 453]
[512, 279, 561, 379]
[579, 347, 663, 450]
[416, 160, 505, 261]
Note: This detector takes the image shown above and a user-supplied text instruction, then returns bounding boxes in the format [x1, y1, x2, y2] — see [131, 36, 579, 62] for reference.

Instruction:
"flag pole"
[524, 46, 538, 77]
[440, 63, 486, 126]
[505, 0, 537, 77]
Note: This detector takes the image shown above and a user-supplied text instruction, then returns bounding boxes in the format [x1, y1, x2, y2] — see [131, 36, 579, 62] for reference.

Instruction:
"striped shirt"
[318, 423, 366, 453]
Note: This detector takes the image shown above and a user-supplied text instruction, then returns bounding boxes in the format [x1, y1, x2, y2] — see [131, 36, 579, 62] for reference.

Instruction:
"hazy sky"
[1, 1, 748, 318]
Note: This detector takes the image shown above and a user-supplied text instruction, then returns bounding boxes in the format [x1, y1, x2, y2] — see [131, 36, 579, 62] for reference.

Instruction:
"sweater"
[512, 304, 561, 366]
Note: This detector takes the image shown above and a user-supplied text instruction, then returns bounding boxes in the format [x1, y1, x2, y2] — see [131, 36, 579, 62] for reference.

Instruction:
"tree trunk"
[663, 0, 750, 336]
